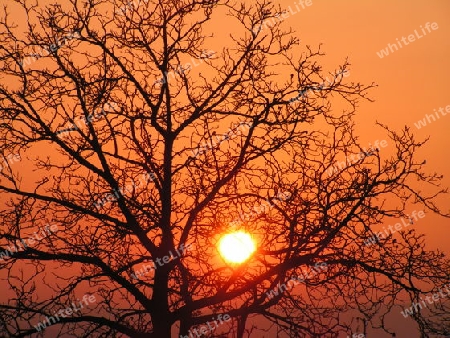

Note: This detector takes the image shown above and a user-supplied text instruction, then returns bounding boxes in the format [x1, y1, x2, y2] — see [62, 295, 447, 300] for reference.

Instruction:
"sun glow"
[218, 231, 256, 264]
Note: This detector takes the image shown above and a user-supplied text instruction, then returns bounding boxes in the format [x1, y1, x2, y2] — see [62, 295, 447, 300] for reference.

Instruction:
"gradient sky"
[1, 1, 449, 337]
[271, 0, 450, 252]
[212, 1, 450, 336]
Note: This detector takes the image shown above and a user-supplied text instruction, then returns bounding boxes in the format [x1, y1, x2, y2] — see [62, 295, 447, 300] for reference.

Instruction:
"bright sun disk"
[218, 231, 256, 264]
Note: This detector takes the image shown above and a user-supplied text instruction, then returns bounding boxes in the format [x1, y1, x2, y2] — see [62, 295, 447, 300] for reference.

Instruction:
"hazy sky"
[2, 1, 449, 337]
[274, 0, 450, 251]
[268, 1, 450, 336]
[202, 1, 450, 336]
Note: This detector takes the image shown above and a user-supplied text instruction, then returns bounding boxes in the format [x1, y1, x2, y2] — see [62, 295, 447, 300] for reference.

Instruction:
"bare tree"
[0, 0, 449, 337]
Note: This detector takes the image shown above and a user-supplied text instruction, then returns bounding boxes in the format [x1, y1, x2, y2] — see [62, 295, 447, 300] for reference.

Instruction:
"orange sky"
[267, 0, 450, 252]
[207, 0, 450, 252]
[1, 1, 449, 337]
[209, 2, 450, 335]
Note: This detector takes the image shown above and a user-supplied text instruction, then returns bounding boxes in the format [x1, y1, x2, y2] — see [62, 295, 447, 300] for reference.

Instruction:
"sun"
[218, 231, 256, 264]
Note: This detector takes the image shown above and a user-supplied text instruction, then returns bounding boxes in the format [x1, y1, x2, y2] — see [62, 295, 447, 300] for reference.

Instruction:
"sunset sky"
[272, 0, 450, 251]
[1, 0, 449, 337]
[264, 1, 450, 335]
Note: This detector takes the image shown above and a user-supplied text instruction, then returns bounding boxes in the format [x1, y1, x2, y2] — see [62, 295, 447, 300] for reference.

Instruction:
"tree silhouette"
[0, 1, 449, 337]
